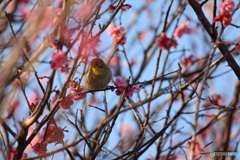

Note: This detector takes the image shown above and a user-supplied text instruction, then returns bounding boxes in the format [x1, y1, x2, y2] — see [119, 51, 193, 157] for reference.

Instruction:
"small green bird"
[84, 58, 112, 90]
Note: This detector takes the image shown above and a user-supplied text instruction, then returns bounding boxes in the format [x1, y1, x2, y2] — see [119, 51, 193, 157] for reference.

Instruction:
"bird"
[84, 58, 112, 90]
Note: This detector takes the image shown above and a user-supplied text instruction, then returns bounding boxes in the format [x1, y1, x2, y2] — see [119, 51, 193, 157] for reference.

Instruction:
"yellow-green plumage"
[84, 58, 112, 89]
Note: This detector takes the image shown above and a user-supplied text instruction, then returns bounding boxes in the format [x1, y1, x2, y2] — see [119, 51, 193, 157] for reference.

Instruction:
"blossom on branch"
[156, 33, 177, 50]
[51, 92, 74, 110]
[41, 125, 65, 144]
[51, 50, 70, 73]
[69, 84, 87, 100]
[213, 0, 234, 27]
[110, 4, 132, 14]
[114, 76, 140, 97]
[173, 21, 191, 38]
[32, 140, 47, 154]
[108, 23, 126, 46]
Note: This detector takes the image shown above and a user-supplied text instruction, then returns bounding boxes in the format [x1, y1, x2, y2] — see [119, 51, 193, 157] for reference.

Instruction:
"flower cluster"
[108, 23, 126, 46]
[156, 33, 177, 50]
[110, 4, 132, 14]
[173, 21, 191, 38]
[51, 83, 87, 110]
[32, 125, 65, 154]
[213, 0, 235, 27]
[114, 76, 140, 97]
[51, 50, 70, 73]
[69, 84, 87, 101]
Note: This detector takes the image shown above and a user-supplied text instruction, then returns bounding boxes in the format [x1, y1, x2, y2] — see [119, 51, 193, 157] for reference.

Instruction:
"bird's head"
[89, 58, 107, 76]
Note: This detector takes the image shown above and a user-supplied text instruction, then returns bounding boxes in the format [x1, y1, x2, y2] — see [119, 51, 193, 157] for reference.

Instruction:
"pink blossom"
[41, 124, 65, 144]
[186, 140, 204, 159]
[114, 76, 140, 97]
[51, 92, 74, 109]
[180, 55, 195, 68]
[10, 148, 28, 160]
[59, 96, 74, 109]
[69, 85, 87, 100]
[110, 4, 132, 14]
[108, 23, 126, 46]
[173, 22, 191, 38]
[196, 0, 202, 2]
[213, 14, 232, 27]
[51, 50, 70, 73]
[220, 0, 235, 15]
[32, 140, 47, 154]
[235, 41, 240, 53]
[126, 85, 140, 97]
[114, 76, 128, 93]
[156, 33, 177, 50]
[213, 0, 234, 27]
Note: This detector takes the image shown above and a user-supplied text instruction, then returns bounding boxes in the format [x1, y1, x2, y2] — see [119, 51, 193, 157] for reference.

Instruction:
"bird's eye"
[97, 62, 102, 67]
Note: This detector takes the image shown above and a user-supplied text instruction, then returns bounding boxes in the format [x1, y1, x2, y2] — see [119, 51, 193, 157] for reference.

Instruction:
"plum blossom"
[186, 140, 204, 159]
[41, 124, 65, 144]
[69, 85, 87, 100]
[32, 140, 47, 154]
[220, 0, 235, 15]
[51, 92, 74, 110]
[114, 76, 140, 97]
[51, 50, 70, 73]
[110, 4, 132, 14]
[235, 41, 240, 53]
[180, 55, 194, 67]
[173, 21, 191, 38]
[213, 0, 235, 27]
[11, 147, 28, 160]
[108, 23, 126, 46]
[156, 33, 177, 50]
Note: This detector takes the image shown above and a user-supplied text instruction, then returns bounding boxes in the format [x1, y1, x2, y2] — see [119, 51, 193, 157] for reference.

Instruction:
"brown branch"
[188, 0, 240, 80]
